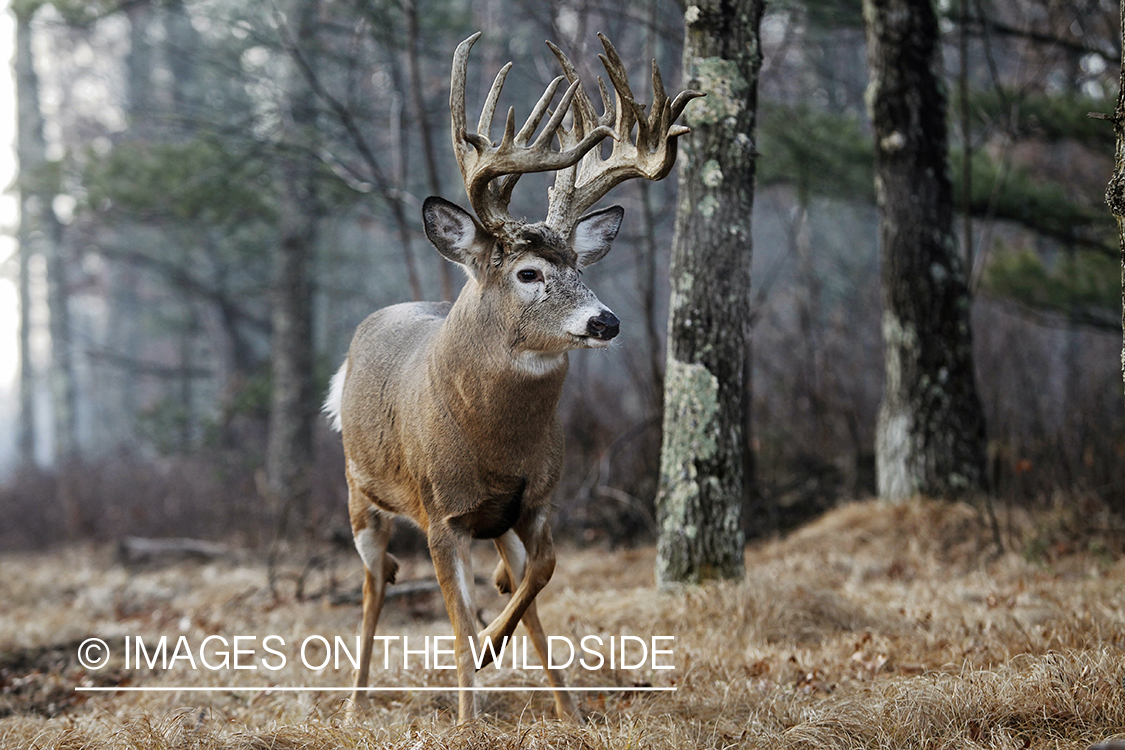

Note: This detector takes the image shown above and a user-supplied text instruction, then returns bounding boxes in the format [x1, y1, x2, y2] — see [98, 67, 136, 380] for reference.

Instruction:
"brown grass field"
[1, 498, 1123, 749]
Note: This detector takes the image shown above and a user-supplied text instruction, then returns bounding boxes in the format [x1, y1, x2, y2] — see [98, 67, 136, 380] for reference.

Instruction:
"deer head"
[419, 32, 702, 359]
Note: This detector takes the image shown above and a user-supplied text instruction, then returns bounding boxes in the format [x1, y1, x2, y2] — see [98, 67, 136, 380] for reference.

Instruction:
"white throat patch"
[513, 350, 566, 376]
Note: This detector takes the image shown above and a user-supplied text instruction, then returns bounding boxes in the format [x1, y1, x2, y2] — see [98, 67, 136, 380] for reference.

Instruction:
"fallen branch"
[117, 536, 230, 565]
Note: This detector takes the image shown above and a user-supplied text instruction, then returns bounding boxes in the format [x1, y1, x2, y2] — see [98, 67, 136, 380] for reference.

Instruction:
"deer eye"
[517, 268, 542, 283]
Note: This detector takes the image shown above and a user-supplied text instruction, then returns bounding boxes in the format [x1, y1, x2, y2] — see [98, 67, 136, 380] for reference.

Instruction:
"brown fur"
[334, 199, 623, 723]
[329, 28, 691, 724]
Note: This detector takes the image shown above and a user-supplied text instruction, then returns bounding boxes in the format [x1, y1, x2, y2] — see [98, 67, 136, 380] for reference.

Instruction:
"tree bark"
[1110, 0, 1125, 402]
[656, 0, 763, 587]
[44, 199, 75, 473]
[14, 7, 39, 468]
[110, 0, 158, 439]
[403, 0, 454, 301]
[638, 180, 664, 414]
[863, 0, 988, 500]
[164, 0, 204, 125]
[267, 0, 322, 534]
[380, 38, 424, 302]
[16, 3, 79, 529]
[124, 1, 155, 134]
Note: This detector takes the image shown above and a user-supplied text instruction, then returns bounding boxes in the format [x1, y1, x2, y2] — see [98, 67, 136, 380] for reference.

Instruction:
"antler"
[545, 34, 704, 236]
[450, 32, 615, 232]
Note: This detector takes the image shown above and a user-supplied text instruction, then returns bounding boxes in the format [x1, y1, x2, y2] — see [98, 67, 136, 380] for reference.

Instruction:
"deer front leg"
[494, 530, 579, 721]
[428, 520, 480, 723]
[476, 509, 556, 667]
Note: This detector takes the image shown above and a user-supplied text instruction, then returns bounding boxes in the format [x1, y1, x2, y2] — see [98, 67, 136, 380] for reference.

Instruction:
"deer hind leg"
[428, 519, 480, 723]
[349, 503, 397, 717]
[476, 509, 556, 666]
[494, 530, 578, 721]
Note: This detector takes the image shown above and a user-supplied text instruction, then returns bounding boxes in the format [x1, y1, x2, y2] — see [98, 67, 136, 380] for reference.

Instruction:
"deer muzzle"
[586, 310, 620, 341]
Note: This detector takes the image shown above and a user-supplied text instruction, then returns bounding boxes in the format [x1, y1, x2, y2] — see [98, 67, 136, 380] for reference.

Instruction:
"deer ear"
[423, 196, 489, 269]
[572, 205, 624, 268]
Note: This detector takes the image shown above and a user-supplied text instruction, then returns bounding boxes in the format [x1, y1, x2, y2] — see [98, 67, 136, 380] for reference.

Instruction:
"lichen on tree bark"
[657, 359, 721, 559]
[656, 0, 763, 587]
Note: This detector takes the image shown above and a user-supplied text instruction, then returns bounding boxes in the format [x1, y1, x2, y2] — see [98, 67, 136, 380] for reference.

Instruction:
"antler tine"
[531, 78, 583, 150]
[448, 33, 615, 232]
[545, 33, 704, 236]
[544, 40, 623, 231]
[451, 33, 486, 151]
[646, 59, 669, 152]
[477, 62, 513, 143]
[546, 41, 611, 141]
[671, 89, 705, 125]
[597, 37, 645, 136]
[515, 75, 566, 145]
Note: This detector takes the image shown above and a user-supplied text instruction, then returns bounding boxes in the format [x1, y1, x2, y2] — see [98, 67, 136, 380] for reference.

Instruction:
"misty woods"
[2, 0, 1122, 552]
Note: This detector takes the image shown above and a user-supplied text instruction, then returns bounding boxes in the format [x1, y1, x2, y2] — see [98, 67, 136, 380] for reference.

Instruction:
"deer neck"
[430, 282, 568, 440]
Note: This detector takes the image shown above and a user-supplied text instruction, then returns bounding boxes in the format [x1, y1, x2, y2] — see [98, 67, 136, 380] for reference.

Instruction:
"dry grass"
[1, 498, 1123, 749]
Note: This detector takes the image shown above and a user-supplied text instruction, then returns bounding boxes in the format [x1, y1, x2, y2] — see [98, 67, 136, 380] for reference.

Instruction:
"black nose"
[587, 310, 620, 340]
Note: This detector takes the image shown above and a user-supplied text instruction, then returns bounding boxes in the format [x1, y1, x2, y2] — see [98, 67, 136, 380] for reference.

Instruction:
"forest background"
[0, 0, 1121, 553]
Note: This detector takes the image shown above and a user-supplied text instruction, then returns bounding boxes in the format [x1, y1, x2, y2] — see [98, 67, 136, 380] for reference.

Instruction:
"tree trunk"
[403, 0, 454, 301]
[165, 0, 204, 125]
[124, 1, 155, 134]
[16, 3, 79, 527]
[16, 234, 34, 467]
[111, 0, 157, 441]
[638, 0, 665, 414]
[1111, 0, 1125, 402]
[863, 0, 988, 500]
[267, 0, 322, 534]
[45, 204, 76, 471]
[14, 7, 39, 468]
[638, 180, 664, 414]
[656, 0, 763, 587]
[381, 43, 424, 302]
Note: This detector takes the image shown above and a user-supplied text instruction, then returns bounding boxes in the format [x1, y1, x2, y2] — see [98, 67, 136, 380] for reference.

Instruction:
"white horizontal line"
[75, 686, 676, 693]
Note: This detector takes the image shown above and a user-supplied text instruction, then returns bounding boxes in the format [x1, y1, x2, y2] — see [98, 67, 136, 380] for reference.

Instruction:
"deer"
[324, 31, 700, 723]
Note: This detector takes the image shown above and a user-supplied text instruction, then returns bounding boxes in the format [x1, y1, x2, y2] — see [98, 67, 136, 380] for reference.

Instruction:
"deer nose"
[587, 310, 620, 340]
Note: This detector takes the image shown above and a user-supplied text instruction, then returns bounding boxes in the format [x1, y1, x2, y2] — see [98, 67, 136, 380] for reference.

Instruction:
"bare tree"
[266, 0, 323, 533]
[14, 3, 41, 468]
[402, 0, 454, 301]
[656, 0, 764, 586]
[863, 0, 988, 499]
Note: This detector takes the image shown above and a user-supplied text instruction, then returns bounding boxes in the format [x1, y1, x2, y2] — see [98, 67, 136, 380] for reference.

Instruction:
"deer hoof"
[493, 560, 512, 594]
[385, 554, 399, 585]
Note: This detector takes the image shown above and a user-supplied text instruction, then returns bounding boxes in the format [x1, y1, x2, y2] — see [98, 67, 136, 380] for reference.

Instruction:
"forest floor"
[1, 497, 1123, 749]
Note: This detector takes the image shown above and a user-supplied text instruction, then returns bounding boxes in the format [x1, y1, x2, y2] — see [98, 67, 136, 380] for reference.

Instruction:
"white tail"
[323, 361, 347, 433]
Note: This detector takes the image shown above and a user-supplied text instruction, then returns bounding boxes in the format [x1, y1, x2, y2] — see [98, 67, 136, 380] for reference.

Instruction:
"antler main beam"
[545, 34, 704, 236]
[450, 32, 615, 231]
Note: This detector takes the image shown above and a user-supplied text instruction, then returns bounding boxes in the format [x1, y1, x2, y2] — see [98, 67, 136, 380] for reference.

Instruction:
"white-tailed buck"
[325, 32, 699, 723]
